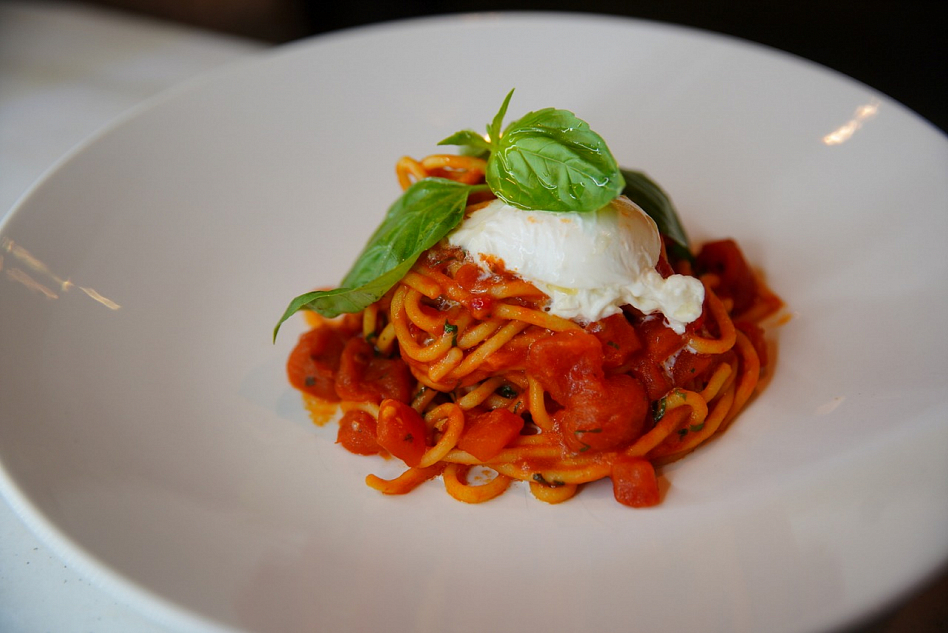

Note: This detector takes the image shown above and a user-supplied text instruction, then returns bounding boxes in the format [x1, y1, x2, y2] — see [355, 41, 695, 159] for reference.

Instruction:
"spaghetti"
[285, 151, 782, 507]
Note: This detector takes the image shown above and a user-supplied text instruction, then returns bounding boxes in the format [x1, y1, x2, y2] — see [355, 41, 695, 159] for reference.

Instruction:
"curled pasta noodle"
[443, 464, 511, 503]
[366, 464, 446, 495]
[688, 280, 737, 354]
[418, 403, 465, 468]
[456, 377, 506, 410]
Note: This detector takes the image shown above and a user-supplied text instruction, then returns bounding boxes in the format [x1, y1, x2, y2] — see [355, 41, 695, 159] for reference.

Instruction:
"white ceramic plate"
[1, 12, 946, 633]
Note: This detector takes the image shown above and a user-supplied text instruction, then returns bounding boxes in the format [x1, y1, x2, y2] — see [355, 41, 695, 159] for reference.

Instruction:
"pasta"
[284, 150, 782, 507]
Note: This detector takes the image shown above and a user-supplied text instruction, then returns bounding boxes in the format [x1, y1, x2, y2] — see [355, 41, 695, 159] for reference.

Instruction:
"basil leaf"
[487, 107, 624, 213]
[439, 90, 623, 213]
[341, 177, 472, 287]
[437, 129, 491, 156]
[488, 89, 515, 144]
[621, 169, 692, 260]
[438, 88, 515, 157]
[437, 129, 491, 159]
[273, 178, 472, 340]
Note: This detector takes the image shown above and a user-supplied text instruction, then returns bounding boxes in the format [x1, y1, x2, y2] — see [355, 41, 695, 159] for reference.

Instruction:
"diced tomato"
[670, 349, 715, 387]
[526, 329, 604, 404]
[457, 409, 524, 461]
[527, 330, 649, 452]
[286, 327, 345, 401]
[454, 263, 483, 292]
[612, 457, 661, 507]
[376, 399, 428, 467]
[637, 316, 686, 363]
[586, 313, 642, 369]
[556, 374, 648, 453]
[335, 337, 414, 403]
[336, 410, 381, 455]
[695, 239, 757, 315]
[627, 355, 672, 402]
[467, 296, 494, 320]
[623, 315, 687, 400]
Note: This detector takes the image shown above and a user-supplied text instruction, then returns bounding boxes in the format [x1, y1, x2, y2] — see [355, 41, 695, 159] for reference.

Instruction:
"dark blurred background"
[83, 0, 946, 133]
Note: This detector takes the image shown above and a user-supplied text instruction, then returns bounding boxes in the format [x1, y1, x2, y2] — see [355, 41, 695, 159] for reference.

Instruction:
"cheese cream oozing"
[447, 196, 705, 333]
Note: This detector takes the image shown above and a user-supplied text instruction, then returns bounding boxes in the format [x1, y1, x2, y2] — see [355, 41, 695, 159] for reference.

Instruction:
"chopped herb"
[607, 341, 620, 350]
[532, 473, 565, 487]
[497, 384, 518, 399]
[677, 423, 705, 440]
[575, 428, 602, 434]
[653, 397, 667, 422]
[443, 320, 458, 346]
[404, 433, 414, 443]
[304, 376, 315, 387]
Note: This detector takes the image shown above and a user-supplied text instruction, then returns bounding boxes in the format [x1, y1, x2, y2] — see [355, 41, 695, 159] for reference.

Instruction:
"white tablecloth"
[0, 2, 263, 630]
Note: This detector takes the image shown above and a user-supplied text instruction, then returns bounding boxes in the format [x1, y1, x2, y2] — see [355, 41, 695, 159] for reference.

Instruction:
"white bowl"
[1, 12, 946, 633]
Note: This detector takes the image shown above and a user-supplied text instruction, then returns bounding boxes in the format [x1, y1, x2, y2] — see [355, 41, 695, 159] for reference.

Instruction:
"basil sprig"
[440, 90, 625, 213]
[273, 178, 478, 340]
[273, 91, 692, 341]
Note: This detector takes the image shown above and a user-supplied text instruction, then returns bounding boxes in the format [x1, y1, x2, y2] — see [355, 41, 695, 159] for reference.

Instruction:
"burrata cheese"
[447, 196, 704, 333]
